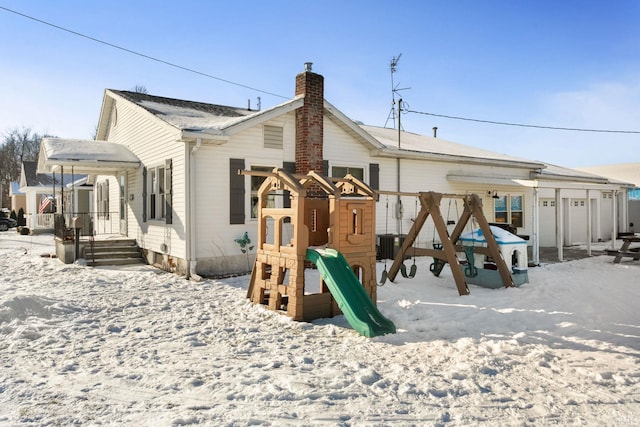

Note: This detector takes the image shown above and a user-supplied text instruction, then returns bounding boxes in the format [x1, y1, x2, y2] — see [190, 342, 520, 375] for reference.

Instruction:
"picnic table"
[607, 235, 640, 263]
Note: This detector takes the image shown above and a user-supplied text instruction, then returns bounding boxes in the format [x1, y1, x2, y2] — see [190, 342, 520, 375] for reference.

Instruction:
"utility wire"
[0, 6, 289, 100]
[3, 6, 639, 134]
[406, 109, 640, 134]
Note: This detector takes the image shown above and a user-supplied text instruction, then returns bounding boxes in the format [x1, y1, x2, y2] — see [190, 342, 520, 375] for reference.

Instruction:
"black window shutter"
[165, 159, 173, 225]
[142, 167, 147, 222]
[230, 158, 245, 224]
[282, 161, 295, 209]
[369, 163, 380, 190]
[323, 160, 329, 176]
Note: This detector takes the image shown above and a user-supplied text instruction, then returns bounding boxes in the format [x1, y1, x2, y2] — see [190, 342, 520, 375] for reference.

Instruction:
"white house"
[577, 163, 640, 236]
[18, 161, 91, 233]
[37, 64, 632, 276]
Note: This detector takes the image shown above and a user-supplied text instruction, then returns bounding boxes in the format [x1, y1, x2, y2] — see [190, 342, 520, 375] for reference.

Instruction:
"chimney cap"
[304, 62, 313, 72]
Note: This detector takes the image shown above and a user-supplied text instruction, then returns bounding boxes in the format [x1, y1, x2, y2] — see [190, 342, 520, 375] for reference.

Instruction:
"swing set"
[378, 191, 515, 296]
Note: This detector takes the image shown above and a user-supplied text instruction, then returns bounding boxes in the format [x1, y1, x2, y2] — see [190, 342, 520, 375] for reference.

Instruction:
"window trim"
[249, 164, 278, 220]
[147, 163, 168, 221]
[493, 193, 524, 228]
[330, 165, 365, 181]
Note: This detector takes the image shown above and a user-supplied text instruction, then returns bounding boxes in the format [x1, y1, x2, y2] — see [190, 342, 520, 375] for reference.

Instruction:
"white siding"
[192, 113, 296, 273]
[104, 96, 187, 259]
[375, 157, 536, 248]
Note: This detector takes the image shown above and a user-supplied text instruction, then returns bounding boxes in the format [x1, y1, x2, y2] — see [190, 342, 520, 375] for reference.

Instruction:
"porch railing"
[53, 212, 121, 239]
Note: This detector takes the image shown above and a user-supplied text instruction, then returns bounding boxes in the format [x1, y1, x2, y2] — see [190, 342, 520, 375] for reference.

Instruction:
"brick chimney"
[295, 62, 324, 175]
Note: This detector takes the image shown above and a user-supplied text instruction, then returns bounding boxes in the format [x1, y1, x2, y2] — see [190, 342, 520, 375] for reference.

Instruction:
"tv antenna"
[384, 53, 411, 130]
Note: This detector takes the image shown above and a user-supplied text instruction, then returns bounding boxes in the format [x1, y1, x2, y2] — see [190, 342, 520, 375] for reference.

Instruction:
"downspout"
[532, 187, 539, 265]
[187, 138, 203, 281]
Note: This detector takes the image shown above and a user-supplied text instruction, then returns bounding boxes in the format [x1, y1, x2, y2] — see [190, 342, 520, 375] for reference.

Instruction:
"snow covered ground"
[0, 232, 638, 426]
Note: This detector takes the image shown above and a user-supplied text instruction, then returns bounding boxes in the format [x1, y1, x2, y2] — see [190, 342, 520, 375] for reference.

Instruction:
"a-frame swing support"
[385, 191, 514, 295]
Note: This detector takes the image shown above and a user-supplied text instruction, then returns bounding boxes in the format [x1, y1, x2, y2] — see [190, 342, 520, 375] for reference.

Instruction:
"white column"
[556, 188, 563, 261]
[532, 187, 540, 265]
[612, 190, 618, 249]
[586, 189, 592, 256]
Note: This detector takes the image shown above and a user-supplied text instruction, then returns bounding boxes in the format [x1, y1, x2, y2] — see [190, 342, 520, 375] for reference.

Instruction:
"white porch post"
[586, 189, 592, 256]
[532, 187, 540, 265]
[556, 188, 563, 261]
[612, 190, 618, 249]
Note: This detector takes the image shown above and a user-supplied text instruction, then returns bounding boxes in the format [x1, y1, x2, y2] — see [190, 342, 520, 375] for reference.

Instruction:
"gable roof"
[21, 161, 55, 188]
[99, 90, 382, 151]
[102, 90, 305, 142]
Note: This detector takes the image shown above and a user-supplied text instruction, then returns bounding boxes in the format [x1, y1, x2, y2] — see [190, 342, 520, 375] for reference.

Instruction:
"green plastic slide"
[306, 248, 396, 338]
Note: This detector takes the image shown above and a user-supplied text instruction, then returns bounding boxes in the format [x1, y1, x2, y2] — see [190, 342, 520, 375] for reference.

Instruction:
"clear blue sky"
[1, 0, 638, 167]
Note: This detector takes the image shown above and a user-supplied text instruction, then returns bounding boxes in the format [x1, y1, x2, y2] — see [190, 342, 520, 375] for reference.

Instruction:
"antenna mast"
[385, 54, 402, 129]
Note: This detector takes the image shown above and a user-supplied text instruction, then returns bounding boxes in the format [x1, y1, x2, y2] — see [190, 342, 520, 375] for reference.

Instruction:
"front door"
[119, 173, 127, 235]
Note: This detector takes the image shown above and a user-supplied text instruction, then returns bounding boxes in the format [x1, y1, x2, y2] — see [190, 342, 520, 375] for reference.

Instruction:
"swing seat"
[462, 246, 478, 278]
[429, 242, 446, 277]
[399, 261, 418, 279]
[379, 269, 388, 285]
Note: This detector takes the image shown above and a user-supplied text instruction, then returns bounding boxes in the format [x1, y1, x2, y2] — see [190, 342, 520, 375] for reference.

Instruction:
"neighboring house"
[19, 161, 90, 232]
[577, 163, 640, 235]
[37, 64, 632, 276]
[9, 181, 25, 213]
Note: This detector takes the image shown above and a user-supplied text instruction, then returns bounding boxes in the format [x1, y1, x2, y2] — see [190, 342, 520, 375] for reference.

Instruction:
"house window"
[494, 194, 523, 228]
[251, 166, 275, 219]
[148, 164, 168, 220]
[263, 125, 283, 149]
[331, 166, 364, 180]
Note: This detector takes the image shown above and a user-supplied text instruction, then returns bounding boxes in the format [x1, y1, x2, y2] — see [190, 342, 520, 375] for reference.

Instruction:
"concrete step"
[82, 238, 145, 267]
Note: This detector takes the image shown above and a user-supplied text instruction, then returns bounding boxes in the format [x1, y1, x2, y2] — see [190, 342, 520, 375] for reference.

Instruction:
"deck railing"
[53, 212, 120, 239]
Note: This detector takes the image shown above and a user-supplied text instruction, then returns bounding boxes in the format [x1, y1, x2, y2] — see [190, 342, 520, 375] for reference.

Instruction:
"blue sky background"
[1, 0, 638, 167]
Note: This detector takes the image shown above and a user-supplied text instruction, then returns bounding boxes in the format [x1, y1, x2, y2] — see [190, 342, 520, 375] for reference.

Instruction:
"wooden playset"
[241, 168, 384, 325]
[380, 191, 516, 295]
[239, 168, 522, 335]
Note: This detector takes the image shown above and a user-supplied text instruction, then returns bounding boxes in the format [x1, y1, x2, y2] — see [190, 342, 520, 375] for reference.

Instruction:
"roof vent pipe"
[433, 126, 438, 138]
[304, 62, 313, 72]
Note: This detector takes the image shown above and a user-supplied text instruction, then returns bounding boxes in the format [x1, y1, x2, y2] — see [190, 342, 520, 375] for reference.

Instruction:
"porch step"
[84, 239, 145, 267]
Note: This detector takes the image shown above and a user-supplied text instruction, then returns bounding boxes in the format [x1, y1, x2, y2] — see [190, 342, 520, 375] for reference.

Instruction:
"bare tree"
[132, 85, 148, 94]
[0, 128, 50, 207]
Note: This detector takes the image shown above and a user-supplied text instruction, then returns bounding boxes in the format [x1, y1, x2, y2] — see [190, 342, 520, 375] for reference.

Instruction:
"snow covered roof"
[360, 125, 544, 169]
[112, 90, 256, 131]
[37, 138, 140, 175]
[459, 225, 527, 245]
[108, 90, 304, 139]
[576, 163, 640, 188]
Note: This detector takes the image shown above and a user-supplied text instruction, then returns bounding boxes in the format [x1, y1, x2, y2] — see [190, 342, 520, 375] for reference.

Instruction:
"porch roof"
[37, 138, 141, 175]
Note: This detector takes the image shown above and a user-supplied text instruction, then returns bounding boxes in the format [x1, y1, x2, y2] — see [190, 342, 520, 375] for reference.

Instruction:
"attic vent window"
[263, 125, 283, 149]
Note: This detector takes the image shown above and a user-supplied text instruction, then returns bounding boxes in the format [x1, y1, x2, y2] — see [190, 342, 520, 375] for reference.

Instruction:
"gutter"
[373, 147, 544, 170]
